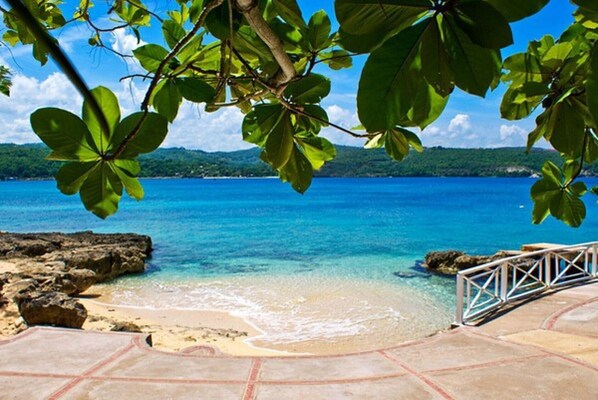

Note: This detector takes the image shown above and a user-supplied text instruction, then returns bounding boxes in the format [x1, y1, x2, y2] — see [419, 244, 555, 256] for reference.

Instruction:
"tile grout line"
[378, 351, 455, 400]
[542, 296, 598, 330]
[47, 342, 135, 400]
[466, 328, 598, 372]
[242, 359, 262, 400]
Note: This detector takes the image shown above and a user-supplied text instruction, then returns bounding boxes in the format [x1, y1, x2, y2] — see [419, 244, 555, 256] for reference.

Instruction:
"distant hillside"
[0, 143, 595, 180]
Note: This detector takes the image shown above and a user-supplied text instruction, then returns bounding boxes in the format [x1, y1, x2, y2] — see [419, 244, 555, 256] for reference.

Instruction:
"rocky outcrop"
[15, 291, 87, 329]
[0, 232, 152, 330]
[424, 250, 518, 275]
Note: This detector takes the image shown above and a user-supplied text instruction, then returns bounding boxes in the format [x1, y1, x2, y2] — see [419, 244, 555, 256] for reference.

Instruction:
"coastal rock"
[15, 291, 87, 329]
[424, 250, 517, 275]
[0, 231, 152, 329]
[110, 321, 143, 333]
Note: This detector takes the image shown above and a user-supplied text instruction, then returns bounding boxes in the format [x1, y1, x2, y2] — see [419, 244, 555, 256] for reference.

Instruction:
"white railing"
[456, 242, 598, 325]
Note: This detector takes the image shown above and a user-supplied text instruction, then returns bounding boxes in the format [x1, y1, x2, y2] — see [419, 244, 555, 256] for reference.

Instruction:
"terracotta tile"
[260, 353, 405, 382]
[96, 347, 252, 381]
[255, 376, 444, 400]
[60, 379, 245, 400]
[430, 357, 598, 400]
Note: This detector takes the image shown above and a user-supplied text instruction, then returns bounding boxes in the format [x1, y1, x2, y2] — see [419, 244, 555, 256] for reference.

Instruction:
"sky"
[0, 0, 578, 152]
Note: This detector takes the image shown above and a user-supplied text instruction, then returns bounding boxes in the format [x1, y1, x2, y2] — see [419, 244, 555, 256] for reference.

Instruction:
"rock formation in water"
[0, 232, 152, 330]
[423, 250, 519, 275]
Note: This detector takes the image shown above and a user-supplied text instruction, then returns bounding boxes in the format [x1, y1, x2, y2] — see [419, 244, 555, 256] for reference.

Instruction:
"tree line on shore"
[1, 143, 596, 180]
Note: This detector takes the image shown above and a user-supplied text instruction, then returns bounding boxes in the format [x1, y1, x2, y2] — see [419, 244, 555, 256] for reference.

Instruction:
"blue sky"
[0, 0, 577, 151]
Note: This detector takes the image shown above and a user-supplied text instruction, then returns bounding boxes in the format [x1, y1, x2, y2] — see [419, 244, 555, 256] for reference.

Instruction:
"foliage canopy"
[0, 0, 596, 226]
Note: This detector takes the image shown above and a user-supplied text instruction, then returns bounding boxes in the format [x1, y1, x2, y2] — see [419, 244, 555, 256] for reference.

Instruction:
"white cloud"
[0, 73, 81, 143]
[111, 28, 145, 55]
[319, 104, 363, 146]
[448, 114, 471, 133]
[499, 124, 527, 141]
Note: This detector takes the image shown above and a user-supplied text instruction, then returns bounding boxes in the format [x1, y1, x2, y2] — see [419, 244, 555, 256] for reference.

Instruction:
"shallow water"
[1, 177, 596, 351]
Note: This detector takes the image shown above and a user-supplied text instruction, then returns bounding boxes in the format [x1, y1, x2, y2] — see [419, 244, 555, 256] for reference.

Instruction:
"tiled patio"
[1, 283, 597, 399]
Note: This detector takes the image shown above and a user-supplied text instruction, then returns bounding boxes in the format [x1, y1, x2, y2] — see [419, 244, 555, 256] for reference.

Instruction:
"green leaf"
[530, 176, 560, 224]
[421, 17, 454, 97]
[243, 104, 286, 146]
[296, 136, 336, 169]
[153, 80, 182, 122]
[572, 0, 598, 13]
[162, 19, 186, 49]
[133, 44, 170, 72]
[453, 1, 513, 49]
[335, 0, 430, 36]
[318, 50, 353, 70]
[111, 112, 169, 157]
[284, 74, 331, 104]
[540, 160, 563, 187]
[484, 0, 549, 22]
[307, 10, 331, 50]
[79, 163, 121, 219]
[82, 86, 121, 152]
[440, 16, 501, 97]
[587, 46, 598, 129]
[176, 78, 216, 103]
[30, 108, 99, 161]
[279, 145, 313, 193]
[265, 113, 294, 169]
[272, 0, 307, 31]
[569, 181, 588, 197]
[549, 190, 586, 227]
[549, 102, 585, 157]
[111, 160, 144, 200]
[56, 161, 99, 195]
[358, 19, 431, 131]
[384, 128, 411, 161]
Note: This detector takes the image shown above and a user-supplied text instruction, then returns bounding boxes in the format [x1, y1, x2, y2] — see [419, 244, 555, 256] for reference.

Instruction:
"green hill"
[0, 143, 595, 180]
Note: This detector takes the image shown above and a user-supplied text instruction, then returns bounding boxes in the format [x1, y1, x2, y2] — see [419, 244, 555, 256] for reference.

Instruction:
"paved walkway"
[1, 283, 597, 399]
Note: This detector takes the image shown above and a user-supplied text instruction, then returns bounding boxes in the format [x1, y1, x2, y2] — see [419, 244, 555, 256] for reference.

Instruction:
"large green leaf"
[549, 190, 586, 227]
[162, 19, 186, 50]
[384, 128, 411, 161]
[587, 46, 598, 129]
[272, 0, 307, 31]
[453, 1, 513, 49]
[264, 113, 294, 169]
[284, 74, 331, 104]
[242, 104, 286, 146]
[572, 0, 598, 13]
[30, 108, 99, 161]
[111, 112, 169, 157]
[279, 145, 313, 193]
[79, 163, 121, 219]
[176, 78, 216, 103]
[440, 16, 501, 97]
[421, 17, 454, 97]
[55, 161, 99, 195]
[318, 50, 353, 70]
[111, 160, 144, 201]
[133, 44, 170, 72]
[82, 86, 121, 152]
[153, 80, 182, 122]
[335, 0, 430, 36]
[358, 19, 431, 132]
[296, 136, 336, 169]
[549, 101, 585, 157]
[307, 10, 331, 51]
[484, 0, 549, 22]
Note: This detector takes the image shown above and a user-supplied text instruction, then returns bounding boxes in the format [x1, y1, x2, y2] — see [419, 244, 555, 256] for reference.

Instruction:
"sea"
[1, 177, 596, 351]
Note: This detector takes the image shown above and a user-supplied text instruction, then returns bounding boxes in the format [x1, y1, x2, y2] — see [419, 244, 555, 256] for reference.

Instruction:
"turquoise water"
[1, 177, 596, 349]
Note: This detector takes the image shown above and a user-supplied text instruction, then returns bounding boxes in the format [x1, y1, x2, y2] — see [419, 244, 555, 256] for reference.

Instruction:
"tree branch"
[235, 0, 296, 90]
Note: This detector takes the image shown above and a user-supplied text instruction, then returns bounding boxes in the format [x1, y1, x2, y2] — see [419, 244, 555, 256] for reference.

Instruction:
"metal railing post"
[500, 262, 508, 302]
[544, 253, 552, 287]
[592, 243, 597, 277]
[456, 274, 464, 325]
